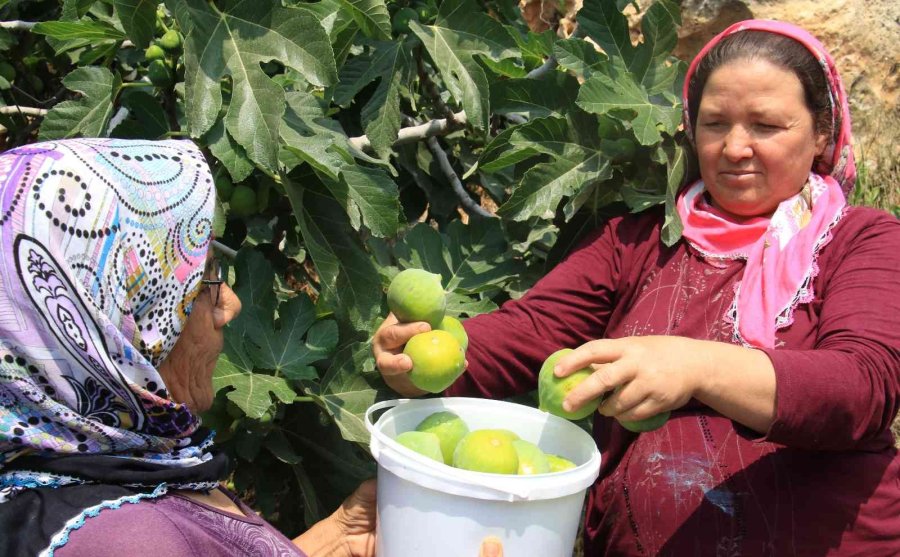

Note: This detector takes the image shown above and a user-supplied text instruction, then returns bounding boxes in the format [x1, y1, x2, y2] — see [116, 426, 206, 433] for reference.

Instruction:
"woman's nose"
[722, 127, 754, 161]
[214, 283, 242, 327]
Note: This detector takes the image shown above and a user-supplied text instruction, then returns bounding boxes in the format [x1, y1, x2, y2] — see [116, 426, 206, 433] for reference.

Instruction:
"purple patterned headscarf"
[0, 139, 215, 469]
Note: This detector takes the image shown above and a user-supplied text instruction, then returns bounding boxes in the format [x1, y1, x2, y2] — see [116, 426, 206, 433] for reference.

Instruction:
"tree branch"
[526, 55, 558, 79]
[0, 20, 37, 31]
[400, 115, 492, 219]
[347, 111, 467, 152]
[0, 106, 48, 117]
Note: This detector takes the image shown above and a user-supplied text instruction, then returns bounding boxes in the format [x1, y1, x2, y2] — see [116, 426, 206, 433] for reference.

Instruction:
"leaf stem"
[164, 129, 190, 137]
[121, 81, 155, 88]
[294, 396, 316, 403]
[0, 20, 37, 31]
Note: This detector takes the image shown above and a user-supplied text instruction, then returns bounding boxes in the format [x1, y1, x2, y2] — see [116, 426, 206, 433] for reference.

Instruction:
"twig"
[417, 52, 456, 123]
[526, 56, 559, 79]
[347, 111, 467, 152]
[402, 115, 493, 219]
[0, 106, 48, 117]
[212, 240, 237, 259]
[0, 20, 37, 31]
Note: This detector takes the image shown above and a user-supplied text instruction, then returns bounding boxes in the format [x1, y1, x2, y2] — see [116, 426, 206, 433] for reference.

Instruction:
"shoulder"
[54, 495, 197, 557]
[577, 206, 665, 253]
[825, 206, 900, 256]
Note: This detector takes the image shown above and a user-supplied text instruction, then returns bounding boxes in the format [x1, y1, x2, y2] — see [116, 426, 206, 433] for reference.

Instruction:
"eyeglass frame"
[201, 257, 226, 307]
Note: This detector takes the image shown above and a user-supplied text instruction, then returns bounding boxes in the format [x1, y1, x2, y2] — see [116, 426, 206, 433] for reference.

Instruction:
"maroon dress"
[447, 206, 900, 556]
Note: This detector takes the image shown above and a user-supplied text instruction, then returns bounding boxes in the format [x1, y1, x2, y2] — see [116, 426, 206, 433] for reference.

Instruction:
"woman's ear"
[815, 132, 829, 157]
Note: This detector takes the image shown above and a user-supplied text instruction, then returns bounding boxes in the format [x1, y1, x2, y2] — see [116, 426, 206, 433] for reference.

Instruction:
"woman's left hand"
[332, 479, 377, 557]
[554, 336, 708, 422]
[293, 479, 377, 557]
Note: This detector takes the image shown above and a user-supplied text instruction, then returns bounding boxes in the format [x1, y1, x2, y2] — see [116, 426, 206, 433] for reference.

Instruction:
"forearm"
[691, 339, 777, 434]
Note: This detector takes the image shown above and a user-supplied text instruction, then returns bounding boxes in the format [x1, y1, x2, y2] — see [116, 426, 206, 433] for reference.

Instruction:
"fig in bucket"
[395, 431, 444, 463]
[387, 268, 446, 328]
[453, 429, 519, 474]
[415, 411, 469, 465]
[546, 454, 577, 472]
[403, 330, 465, 393]
[538, 348, 601, 421]
[512, 439, 550, 475]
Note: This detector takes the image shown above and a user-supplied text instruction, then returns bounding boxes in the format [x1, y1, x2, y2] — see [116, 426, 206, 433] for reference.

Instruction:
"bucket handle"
[364, 398, 533, 501]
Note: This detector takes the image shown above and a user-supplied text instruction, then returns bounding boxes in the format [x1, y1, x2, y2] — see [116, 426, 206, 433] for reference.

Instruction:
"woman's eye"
[757, 123, 781, 130]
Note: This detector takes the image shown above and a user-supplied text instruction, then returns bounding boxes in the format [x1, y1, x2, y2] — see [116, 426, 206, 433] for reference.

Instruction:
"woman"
[0, 139, 376, 557]
[374, 20, 900, 555]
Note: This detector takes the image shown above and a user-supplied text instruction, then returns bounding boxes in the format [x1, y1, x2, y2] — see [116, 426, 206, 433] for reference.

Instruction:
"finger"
[376, 352, 413, 376]
[616, 398, 667, 423]
[374, 318, 431, 352]
[597, 380, 645, 417]
[563, 362, 633, 414]
[480, 537, 503, 557]
[554, 339, 625, 378]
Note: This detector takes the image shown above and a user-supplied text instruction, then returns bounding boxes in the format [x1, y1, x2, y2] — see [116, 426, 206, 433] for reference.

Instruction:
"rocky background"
[521, 0, 899, 208]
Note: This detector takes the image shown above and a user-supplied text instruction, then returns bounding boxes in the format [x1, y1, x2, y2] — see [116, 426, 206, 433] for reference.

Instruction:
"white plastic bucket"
[365, 397, 601, 557]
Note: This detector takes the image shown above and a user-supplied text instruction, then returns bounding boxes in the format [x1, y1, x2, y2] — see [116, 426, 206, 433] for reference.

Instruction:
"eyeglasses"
[201, 258, 226, 307]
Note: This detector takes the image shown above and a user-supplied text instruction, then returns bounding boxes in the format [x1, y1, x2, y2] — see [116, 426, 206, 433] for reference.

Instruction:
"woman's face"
[695, 59, 828, 220]
[157, 254, 242, 413]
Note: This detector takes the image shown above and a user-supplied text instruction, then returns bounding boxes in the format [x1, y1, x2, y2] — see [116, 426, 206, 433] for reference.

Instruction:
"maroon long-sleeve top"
[446, 206, 900, 556]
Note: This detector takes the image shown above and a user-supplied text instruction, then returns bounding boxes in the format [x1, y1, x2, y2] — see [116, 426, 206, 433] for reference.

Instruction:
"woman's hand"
[555, 336, 705, 422]
[372, 313, 430, 397]
[555, 336, 777, 433]
[293, 480, 377, 557]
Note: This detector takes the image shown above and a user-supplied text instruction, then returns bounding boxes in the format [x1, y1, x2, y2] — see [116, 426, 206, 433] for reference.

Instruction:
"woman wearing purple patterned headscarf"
[374, 20, 900, 555]
[0, 139, 376, 557]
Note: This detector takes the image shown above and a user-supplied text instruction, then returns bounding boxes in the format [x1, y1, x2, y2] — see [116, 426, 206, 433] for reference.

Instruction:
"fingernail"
[553, 365, 561, 376]
[481, 539, 502, 557]
[562, 400, 573, 412]
[402, 356, 413, 371]
[418, 323, 430, 333]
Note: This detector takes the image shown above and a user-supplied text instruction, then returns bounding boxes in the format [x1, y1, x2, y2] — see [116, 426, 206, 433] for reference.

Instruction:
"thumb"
[480, 537, 503, 557]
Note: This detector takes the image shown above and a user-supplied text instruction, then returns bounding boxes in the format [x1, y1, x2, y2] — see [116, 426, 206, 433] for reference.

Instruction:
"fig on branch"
[144, 44, 166, 62]
[147, 59, 173, 88]
[229, 185, 258, 217]
[158, 30, 182, 52]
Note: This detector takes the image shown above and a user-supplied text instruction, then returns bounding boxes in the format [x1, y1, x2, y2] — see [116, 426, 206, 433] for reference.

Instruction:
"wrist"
[293, 513, 347, 557]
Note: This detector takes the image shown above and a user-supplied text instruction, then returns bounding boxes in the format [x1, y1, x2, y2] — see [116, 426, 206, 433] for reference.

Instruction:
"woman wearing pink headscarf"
[374, 20, 900, 555]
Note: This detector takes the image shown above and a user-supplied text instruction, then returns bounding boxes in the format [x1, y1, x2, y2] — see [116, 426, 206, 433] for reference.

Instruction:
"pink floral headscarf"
[677, 20, 856, 348]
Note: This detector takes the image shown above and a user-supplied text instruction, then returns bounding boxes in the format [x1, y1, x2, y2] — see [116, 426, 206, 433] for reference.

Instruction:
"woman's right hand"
[372, 313, 429, 397]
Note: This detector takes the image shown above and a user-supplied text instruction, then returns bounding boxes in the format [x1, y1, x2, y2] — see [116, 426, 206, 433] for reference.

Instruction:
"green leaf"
[476, 123, 539, 174]
[39, 67, 120, 140]
[115, 0, 157, 48]
[205, 119, 255, 183]
[232, 248, 277, 320]
[489, 73, 579, 119]
[287, 177, 383, 333]
[409, 0, 518, 132]
[116, 91, 168, 139]
[321, 165, 400, 237]
[168, 0, 337, 172]
[553, 38, 607, 79]
[280, 91, 350, 179]
[576, 0, 636, 71]
[394, 219, 524, 294]
[499, 145, 612, 221]
[32, 21, 126, 41]
[214, 345, 296, 419]
[61, 0, 98, 20]
[246, 294, 337, 380]
[338, 0, 390, 40]
[360, 42, 413, 158]
[576, 70, 680, 146]
[304, 342, 392, 444]
[660, 140, 686, 246]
